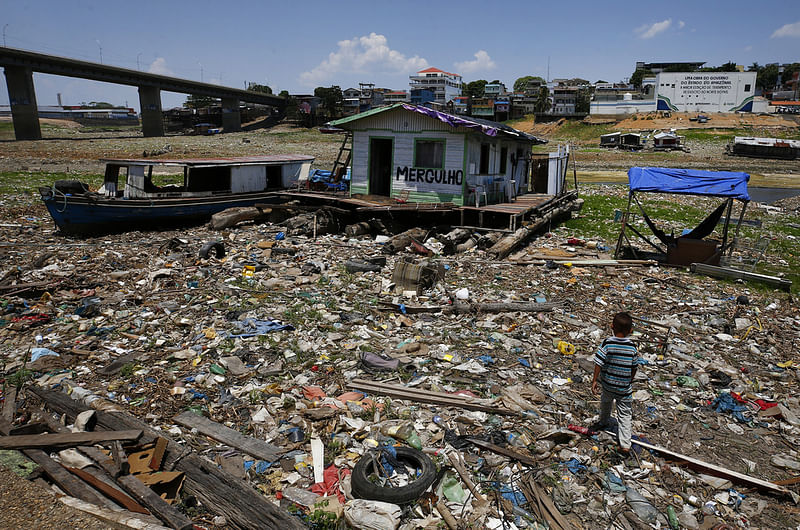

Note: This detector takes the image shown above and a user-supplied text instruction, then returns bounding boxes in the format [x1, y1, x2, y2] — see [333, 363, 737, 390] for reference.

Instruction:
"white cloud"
[148, 58, 174, 76]
[635, 19, 672, 39]
[771, 20, 800, 38]
[744, 45, 753, 51]
[678, 20, 685, 29]
[454, 50, 496, 74]
[299, 33, 428, 86]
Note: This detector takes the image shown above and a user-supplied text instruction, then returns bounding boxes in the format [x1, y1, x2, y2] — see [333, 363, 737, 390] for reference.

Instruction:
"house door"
[368, 138, 392, 196]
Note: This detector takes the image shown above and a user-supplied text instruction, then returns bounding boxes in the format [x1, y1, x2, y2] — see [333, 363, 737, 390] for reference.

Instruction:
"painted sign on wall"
[395, 167, 463, 191]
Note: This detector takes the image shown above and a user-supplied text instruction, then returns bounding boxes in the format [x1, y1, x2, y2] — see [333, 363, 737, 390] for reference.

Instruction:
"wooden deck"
[276, 189, 578, 231]
[458, 193, 560, 231]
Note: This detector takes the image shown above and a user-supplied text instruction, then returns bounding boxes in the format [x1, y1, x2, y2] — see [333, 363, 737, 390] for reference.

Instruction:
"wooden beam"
[629, 437, 790, 496]
[690, 263, 792, 291]
[172, 411, 284, 462]
[349, 379, 513, 415]
[0, 430, 142, 449]
[24, 449, 116, 509]
[59, 496, 171, 530]
[66, 466, 149, 514]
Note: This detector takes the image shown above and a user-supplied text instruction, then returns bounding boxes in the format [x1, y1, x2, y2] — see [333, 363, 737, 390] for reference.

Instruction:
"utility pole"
[198, 62, 203, 83]
[137, 53, 142, 70]
[3, 24, 8, 47]
[96, 40, 103, 64]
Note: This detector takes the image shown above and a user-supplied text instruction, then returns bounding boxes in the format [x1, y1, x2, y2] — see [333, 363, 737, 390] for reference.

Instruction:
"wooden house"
[327, 103, 546, 206]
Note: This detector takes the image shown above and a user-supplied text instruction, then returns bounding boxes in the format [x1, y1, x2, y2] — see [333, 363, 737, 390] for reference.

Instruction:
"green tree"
[87, 101, 114, 108]
[575, 87, 591, 114]
[513, 75, 545, 93]
[184, 94, 216, 109]
[756, 64, 779, 91]
[534, 86, 551, 114]
[747, 62, 761, 72]
[314, 85, 343, 118]
[490, 79, 501, 84]
[463, 80, 488, 98]
[247, 82, 273, 94]
[595, 80, 608, 84]
[629, 69, 653, 89]
[699, 61, 738, 72]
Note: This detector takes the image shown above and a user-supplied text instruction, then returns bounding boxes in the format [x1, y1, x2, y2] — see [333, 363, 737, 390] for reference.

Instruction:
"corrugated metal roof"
[327, 104, 546, 143]
[99, 155, 314, 167]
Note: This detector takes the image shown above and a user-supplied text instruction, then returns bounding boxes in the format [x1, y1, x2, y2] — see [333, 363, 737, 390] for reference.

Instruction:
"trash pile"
[1, 205, 799, 529]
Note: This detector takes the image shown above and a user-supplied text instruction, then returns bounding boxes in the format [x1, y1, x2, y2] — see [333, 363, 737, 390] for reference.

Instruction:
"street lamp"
[96, 39, 103, 64]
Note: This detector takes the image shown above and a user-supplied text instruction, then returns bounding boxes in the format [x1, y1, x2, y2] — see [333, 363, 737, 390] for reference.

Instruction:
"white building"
[590, 71, 763, 115]
[409, 67, 462, 104]
[655, 72, 756, 112]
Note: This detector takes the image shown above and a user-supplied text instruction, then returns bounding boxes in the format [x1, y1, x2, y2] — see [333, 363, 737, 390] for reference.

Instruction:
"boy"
[591, 311, 639, 453]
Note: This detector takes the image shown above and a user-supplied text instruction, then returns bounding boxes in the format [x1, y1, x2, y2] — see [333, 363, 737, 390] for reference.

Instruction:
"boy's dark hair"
[612, 312, 633, 335]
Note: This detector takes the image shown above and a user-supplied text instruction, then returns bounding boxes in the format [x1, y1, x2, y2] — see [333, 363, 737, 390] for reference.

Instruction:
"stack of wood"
[0, 386, 305, 530]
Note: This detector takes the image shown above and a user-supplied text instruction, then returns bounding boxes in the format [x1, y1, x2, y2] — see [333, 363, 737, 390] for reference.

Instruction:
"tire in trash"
[199, 241, 225, 259]
[350, 446, 437, 504]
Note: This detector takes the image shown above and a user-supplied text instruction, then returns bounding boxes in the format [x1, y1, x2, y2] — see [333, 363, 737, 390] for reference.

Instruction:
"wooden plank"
[67, 466, 149, 514]
[24, 449, 116, 509]
[466, 438, 539, 467]
[149, 437, 168, 471]
[172, 411, 283, 462]
[349, 379, 513, 415]
[0, 430, 142, 449]
[0, 386, 17, 435]
[77, 445, 193, 530]
[629, 437, 790, 496]
[59, 496, 171, 530]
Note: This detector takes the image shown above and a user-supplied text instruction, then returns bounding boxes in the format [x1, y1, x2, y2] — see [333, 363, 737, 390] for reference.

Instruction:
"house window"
[499, 147, 508, 174]
[479, 143, 490, 174]
[415, 139, 445, 169]
[744, 84, 751, 92]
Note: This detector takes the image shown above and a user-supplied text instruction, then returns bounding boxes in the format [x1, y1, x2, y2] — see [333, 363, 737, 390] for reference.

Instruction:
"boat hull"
[40, 190, 282, 235]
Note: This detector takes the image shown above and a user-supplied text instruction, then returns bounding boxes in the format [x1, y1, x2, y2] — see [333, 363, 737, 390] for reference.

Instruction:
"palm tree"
[748, 62, 761, 72]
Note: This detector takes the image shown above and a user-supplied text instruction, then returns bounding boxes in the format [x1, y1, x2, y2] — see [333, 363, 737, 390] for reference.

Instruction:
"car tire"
[350, 446, 437, 504]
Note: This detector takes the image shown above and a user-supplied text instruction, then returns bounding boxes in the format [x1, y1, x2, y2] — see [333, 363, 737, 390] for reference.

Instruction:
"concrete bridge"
[0, 46, 286, 140]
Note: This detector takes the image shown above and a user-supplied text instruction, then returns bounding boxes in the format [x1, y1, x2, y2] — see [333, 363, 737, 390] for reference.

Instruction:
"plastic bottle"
[626, 487, 658, 524]
[666, 505, 679, 530]
[381, 422, 422, 450]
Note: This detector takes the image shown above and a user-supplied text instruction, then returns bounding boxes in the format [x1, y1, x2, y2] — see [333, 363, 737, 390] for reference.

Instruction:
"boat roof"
[100, 155, 315, 168]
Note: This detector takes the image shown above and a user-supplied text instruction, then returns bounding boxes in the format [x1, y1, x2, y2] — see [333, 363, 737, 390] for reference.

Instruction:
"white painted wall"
[283, 161, 312, 188]
[123, 165, 146, 199]
[231, 165, 266, 193]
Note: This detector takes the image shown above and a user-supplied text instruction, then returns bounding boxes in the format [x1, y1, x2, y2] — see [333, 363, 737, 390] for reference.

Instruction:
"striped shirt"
[594, 336, 639, 396]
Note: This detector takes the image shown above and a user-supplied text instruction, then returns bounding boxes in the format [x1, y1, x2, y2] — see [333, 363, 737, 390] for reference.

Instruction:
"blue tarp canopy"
[628, 167, 750, 201]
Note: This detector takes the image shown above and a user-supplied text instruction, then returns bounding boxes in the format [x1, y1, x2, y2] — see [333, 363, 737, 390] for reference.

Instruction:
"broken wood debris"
[28, 385, 305, 530]
[348, 378, 514, 415]
[172, 410, 284, 462]
[0, 430, 142, 449]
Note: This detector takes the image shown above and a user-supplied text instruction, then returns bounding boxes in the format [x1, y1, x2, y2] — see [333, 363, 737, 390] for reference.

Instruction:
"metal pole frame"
[614, 191, 634, 259]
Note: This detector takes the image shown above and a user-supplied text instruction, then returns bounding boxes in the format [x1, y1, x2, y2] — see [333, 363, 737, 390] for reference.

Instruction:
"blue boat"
[39, 155, 315, 235]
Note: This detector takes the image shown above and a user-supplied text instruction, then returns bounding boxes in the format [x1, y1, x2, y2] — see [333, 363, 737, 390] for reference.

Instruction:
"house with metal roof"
[327, 103, 547, 206]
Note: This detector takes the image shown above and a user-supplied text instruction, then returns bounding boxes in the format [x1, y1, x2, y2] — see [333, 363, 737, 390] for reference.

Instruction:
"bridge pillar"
[138, 86, 164, 137]
[4, 66, 41, 140]
[221, 97, 241, 132]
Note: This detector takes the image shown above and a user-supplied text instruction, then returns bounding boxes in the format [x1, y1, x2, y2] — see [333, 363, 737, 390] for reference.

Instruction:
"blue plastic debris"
[713, 392, 748, 423]
[30, 347, 60, 362]
[227, 318, 295, 338]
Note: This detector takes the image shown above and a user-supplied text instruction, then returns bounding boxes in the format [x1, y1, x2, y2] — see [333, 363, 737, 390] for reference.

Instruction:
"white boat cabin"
[97, 155, 315, 198]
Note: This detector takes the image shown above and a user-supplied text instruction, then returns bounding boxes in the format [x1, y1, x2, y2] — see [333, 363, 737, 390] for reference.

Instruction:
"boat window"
[100, 164, 125, 197]
[186, 166, 231, 192]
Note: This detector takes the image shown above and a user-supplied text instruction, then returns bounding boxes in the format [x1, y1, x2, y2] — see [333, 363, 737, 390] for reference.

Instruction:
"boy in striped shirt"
[591, 311, 639, 453]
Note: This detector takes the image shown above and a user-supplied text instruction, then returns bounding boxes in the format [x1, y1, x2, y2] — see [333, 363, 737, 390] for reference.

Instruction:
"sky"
[1, 0, 799, 111]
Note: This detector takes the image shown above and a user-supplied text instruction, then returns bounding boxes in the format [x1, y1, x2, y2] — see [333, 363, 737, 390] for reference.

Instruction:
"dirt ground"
[1, 117, 800, 529]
